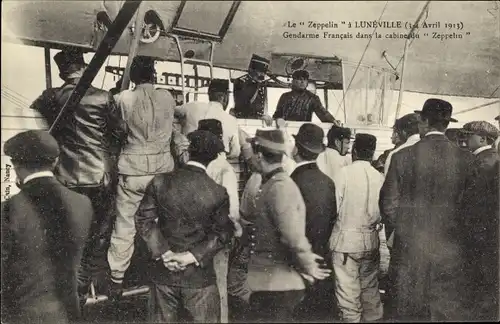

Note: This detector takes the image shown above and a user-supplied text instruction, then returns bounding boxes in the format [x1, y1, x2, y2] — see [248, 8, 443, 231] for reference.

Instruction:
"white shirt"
[317, 148, 351, 181]
[23, 171, 54, 184]
[294, 160, 316, 170]
[473, 145, 491, 156]
[425, 131, 445, 137]
[384, 134, 421, 176]
[175, 101, 241, 159]
[329, 160, 385, 253]
[186, 161, 207, 171]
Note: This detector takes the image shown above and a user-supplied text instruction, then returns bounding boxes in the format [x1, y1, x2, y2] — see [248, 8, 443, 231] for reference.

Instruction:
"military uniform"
[233, 54, 270, 119]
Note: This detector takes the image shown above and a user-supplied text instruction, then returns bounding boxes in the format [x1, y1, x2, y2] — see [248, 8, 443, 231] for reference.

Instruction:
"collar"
[473, 145, 492, 156]
[262, 167, 284, 185]
[294, 161, 316, 169]
[425, 131, 445, 137]
[186, 161, 207, 172]
[406, 134, 421, 144]
[353, 160, 372, 165]
[23, 171, 54, 185]
[134, 83, 155, 90]
[209, 101, 224, 110]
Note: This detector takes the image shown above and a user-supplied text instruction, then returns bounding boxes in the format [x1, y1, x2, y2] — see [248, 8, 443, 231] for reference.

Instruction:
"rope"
[335, 1, 390, 120]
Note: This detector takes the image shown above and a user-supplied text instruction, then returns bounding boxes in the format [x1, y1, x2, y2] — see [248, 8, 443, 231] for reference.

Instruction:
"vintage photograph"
[1, 0, 499, 322]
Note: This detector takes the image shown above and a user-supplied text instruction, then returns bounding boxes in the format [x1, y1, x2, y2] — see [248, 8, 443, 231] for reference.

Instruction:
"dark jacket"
[30, 81, 126, 188]
[233, 75, 267, 118]
[462, 160, 499, 321]
[379, 134, 475, 321]
[273, 90, 336, 123]
[1, 177, 92, 323]
[290, 162, 337, 259]
[135, 164, 234, 288]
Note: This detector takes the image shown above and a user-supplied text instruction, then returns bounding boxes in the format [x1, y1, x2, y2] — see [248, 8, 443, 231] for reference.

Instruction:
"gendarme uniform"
[233, 54, 270, 119]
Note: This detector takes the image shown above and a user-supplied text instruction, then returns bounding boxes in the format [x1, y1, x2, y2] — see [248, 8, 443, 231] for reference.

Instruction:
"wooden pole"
[49, 0, 142, 134]
[121, 2, 147, 91]
[44, 47, 52, 89]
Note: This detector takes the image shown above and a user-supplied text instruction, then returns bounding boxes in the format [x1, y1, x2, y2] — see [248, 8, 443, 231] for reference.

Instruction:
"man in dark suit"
[135, 130, 234, 323]
[380, 98, 475, 321]
[290, 123, 338, 321]
[1, 130, 92, 323]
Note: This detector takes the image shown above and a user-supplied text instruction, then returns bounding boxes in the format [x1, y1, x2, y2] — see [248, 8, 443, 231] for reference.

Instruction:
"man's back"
[176, 101, 240, 158]
[31, 84, 122, 186]
[1, 178, 92, 323]
[291, 163, 337, 258]
[115, 84, 175, 174]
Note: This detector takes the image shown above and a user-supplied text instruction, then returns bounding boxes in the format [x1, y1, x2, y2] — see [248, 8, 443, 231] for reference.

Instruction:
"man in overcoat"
[461, 120, 499, 172]
[1, 130, 92, 323]
[290, 123, 338, 321]
[379, 98, 475, 321]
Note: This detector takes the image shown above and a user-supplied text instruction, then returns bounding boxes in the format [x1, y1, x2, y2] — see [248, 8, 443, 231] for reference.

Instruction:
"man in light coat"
[317, 125, 352, 181]
[175, 79, 240, 159]
[330, 133, 385, 323]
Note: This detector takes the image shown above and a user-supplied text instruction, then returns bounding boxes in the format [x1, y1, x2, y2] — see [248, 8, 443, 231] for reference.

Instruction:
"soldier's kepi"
[233, 54, 270, 119]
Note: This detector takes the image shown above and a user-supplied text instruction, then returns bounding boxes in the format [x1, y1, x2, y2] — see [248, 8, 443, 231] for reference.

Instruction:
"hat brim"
[292, 135, 326, 154]
[414, 110, 458, 123]
[246, 136, 287, 153]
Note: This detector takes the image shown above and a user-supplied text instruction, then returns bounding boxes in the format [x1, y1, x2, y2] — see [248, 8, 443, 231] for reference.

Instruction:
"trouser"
[107, 174, 155, 284]
[332, 250, 383, 323]
[71, 184, 115, 291]
[214, 247, 229, 323]
[149, 283, 220, 323]
[294, 277, 337, 322]
[249, 290, 305, 323]
[227, 243, 252, 322]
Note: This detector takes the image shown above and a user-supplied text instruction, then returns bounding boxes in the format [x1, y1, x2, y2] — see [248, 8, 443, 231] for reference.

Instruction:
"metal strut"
[169, 34, 216, 102]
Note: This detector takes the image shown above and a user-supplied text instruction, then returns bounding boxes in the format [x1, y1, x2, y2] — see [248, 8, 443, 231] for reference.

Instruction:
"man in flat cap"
[106, 55, 179, 291]
[380, 98, 475, 321]
[461, 121, 499, 172]
[244, 128, 331, 322]
[1, 130, 92, 323]
[272, 70, 338, 124]
[175, 78, 241, 159]
[135, 129, 234, 322]
[329, 133, 385, 322]
[30, 48, 126, 296]
[317, 125, 353, 181]
[290, 124, 339, 322]
[233, 54, 270, 119]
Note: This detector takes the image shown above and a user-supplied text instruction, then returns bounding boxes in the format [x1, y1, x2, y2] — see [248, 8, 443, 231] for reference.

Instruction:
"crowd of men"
[1, 49, 499, 323]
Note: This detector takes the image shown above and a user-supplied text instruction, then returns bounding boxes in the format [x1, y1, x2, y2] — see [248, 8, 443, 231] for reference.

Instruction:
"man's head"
[187, 130, 225, 166]
[247, 129, 286, 173]
[4, 130, 60, 183]
[414, 98, 457, 136]
[130, 56, 155, 85]
[352, 133, 377, 162]
[248, 54, 269, 82]
[461, 121, 499, 152]
[292, 123, 325, 163]
[208, 79, 229, 110]
[327, 126, 352, 156]
[54, 49, 86, 81]
[392, 113, 419, 144]
[291, 70, 309, 91]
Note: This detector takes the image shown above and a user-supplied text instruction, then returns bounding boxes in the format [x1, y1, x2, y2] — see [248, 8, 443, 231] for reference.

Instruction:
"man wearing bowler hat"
[30, 48, 126, 296]
[329, 133, 385, 322]
[244, 128, 331, 322]
[2, 130, 92, 323]
[273, 69, 338, 124]
[317, 125, 353, 181]
[233, 54, 270, 119]
[175, 79, 241, 159]
[380, 98, 475, 321]
[290, 124, 339, 322]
